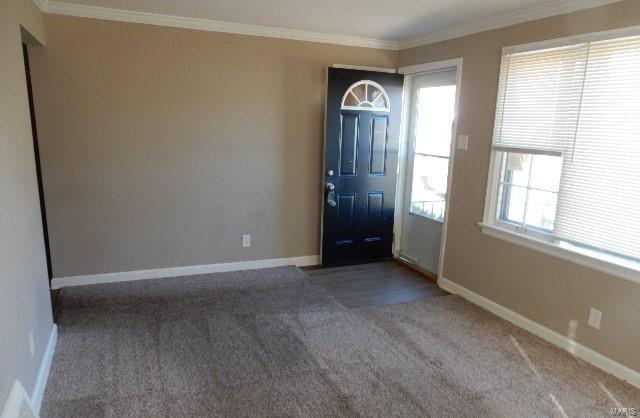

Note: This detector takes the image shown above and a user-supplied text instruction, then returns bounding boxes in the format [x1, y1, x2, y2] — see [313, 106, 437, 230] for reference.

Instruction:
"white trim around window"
[479, 222, 640, 285]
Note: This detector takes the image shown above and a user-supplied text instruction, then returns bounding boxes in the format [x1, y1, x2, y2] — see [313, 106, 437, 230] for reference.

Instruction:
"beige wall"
[400, 0, 640, 372]
[0, 0, 54, 404]
[30, 15, 397, 277]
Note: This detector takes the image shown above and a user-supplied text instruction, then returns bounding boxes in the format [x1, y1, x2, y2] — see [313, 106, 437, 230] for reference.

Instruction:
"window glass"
[525, 189, 558, 230]
[367, 86, 383, 103]
[499, 183, 526, 224]
[410, 155, 448, 222]
[351, 84, 365, 102]
[409, 82, 456, 222]
[343, 93, 359, 107]
[414, 85, 456, 157]
[497, 152, 561, 232]
[529, 154, 562, 192]
[503, 153, 531, 187]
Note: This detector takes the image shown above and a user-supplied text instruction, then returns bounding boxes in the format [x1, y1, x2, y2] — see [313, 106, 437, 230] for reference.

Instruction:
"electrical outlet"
[457, 134, 469, 150]
[28, 331, 35, 358]
[242, 234, 251, 248]
[588, 307, 602, 329]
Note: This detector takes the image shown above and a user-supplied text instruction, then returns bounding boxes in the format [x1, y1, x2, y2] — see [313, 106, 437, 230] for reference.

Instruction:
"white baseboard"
[438, 277, 640, 389]
[51, 255, 320, 289]
[31, 324, 58, 414]
[2, 381, 36, 418]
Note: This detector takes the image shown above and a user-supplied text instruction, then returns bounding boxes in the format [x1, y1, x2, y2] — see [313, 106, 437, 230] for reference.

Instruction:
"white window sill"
[478, 222, 640, 285]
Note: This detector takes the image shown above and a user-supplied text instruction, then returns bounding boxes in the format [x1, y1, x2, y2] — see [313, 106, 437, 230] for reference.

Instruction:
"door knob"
[326, 182, 336, 207]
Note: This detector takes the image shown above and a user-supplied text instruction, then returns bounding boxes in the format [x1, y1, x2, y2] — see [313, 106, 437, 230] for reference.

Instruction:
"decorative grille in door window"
[341, 80, 391, 112]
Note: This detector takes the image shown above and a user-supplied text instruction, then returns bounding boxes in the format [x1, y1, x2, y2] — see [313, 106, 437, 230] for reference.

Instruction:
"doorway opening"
[22, 42, 53, 282]
[395, 60, 463, 278]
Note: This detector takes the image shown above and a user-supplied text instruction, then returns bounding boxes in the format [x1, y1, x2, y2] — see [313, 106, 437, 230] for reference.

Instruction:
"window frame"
[485, 150, 557, 241]
[481, 27, 640, 285]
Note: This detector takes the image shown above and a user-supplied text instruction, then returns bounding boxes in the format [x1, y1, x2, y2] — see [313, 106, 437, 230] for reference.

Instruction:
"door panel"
[336, 193, 356, 246]
[400, 69, 457, 275]
[369, 116, 388, 175]
[340, 114, 359, 176]
[322, 68, 404, 265]
[366, 192, 384, 240]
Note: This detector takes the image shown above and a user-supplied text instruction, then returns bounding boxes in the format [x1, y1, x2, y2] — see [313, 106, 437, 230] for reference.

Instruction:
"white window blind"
[493, 33, 640, 263]
[554, 36, 640, 261]
[493, 44, 588, 154]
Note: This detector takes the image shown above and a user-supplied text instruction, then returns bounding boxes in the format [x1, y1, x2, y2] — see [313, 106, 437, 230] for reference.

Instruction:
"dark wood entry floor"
[306, 260, 449, 309]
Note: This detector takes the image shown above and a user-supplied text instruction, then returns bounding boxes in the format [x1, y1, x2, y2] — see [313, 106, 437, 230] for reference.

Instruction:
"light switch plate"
[242, 234, 251, 248]
[457, 135, 469, 150]
[588, 307, 602, 329]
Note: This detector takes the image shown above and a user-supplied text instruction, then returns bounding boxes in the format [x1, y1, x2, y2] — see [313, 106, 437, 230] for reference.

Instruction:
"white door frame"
[393, 58, 463, 280]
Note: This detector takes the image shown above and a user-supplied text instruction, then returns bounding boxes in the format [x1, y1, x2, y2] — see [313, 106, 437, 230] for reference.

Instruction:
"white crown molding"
[35, 0, 401, 50]
[32, 0, 623, 51]
[399, 0, 624, 50]
[439, 277, 640, 389]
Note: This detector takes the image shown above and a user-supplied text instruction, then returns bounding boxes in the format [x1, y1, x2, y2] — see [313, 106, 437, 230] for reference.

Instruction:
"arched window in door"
[341, 80, 390, 112]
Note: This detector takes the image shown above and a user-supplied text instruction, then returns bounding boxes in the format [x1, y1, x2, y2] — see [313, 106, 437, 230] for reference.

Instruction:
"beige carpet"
[42, 266, 640, 417]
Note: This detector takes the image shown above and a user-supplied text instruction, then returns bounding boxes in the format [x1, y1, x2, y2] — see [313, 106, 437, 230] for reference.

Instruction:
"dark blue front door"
[322, 68, 404, 265]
